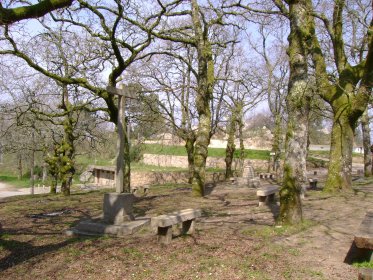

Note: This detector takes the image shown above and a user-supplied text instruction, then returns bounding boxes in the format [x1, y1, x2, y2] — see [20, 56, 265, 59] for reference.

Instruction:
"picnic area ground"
[0, 174, 372, 280]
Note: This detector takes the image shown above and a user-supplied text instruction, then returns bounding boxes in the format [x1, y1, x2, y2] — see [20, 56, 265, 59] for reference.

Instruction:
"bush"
[130, 143, 144, 162]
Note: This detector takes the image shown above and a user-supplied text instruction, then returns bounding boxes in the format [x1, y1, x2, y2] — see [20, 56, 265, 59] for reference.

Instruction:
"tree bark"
[309, 2, 373, 192]
[18, 153, 22, 180]
[225, 115, 236, 179]
[361, 109, 372, 177]
[324, 106, 355, 191]
[279, 0, 312, 225]
[238, 116, 245, 175]
[185, 136, 195, 184]
[191, 0, 214, 197]
[272, 113, 282, 171]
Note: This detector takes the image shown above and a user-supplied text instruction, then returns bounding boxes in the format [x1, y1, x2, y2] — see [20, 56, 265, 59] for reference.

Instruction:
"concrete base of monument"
[66, 192, 150, 237]
[66, 218, 150, 237]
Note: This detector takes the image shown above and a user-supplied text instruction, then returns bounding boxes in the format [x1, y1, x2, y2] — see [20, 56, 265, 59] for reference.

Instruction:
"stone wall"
[142, 154, 271, 171]
[131, 171, 225, 187]
[89, 165, 226, 188]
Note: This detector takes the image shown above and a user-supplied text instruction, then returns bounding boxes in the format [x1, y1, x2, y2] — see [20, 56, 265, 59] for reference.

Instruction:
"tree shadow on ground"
[0, 234, 96, 272]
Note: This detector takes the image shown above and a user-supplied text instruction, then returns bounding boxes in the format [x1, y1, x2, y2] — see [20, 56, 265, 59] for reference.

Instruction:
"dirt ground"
[0, 174, 372, 280]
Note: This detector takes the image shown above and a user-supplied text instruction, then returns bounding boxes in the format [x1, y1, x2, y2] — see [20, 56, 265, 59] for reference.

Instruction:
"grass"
[0, 173, 33, 188]
[353, 261, 373, 268]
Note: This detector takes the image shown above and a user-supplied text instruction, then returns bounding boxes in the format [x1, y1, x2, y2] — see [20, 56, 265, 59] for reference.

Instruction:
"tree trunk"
[272, 113, 282, 172]
[225, 115, 236, 179]
[237, 115, 245, 175]
[185, 137, 195, 184]
[123, 117, 131, 192]
[59, 85, 76, 196]
[192, 114, 211, 197]
[361, 109, 372, 177]
[324, 105, 355, 191]
[191, 0, 214, 197]
[50, 177, 57, 194]
[18, 153, 23, 180]
[30, 132, 35, 195]
[279, 0, 312, 225]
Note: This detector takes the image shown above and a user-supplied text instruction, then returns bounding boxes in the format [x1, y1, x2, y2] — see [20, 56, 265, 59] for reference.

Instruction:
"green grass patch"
[241, 220, 315, 240]
[353, 261, 373, 268]
[0, 173, 32, 188]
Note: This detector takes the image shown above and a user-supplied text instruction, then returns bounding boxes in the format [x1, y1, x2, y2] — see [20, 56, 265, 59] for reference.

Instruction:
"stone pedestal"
[103, 193, 135, 224]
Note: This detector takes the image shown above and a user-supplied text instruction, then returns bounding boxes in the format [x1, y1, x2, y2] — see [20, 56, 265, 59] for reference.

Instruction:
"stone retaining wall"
[89, 165, 226, 188]
[142, 154, 271, 171]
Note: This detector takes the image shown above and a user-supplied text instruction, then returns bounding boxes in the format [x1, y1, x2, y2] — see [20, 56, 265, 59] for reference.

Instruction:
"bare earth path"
[0, 182, 49, 200]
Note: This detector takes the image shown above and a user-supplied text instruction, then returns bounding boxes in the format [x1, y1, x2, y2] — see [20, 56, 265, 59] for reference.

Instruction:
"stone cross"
[106, 84, 136, 193]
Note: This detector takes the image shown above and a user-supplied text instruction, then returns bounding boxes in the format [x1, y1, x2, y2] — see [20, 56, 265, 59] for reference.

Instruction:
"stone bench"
[308, 178, 318, 190]
[354, 211, 373, 279]
[259, 173, 274, 180]
[256, 185, 279, 206]
[354, 210, 373, 254]
[151, 208, 201, 244]
[131, 185, 149, 195]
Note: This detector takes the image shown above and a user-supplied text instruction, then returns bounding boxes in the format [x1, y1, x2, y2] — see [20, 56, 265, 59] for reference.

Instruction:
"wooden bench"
[256, 185, 279, 206]
[151, 208, 201, 244]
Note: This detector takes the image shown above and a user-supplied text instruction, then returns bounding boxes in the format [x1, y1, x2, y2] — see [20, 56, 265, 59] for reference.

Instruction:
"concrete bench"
[259, 173, 274, 180]
[256, 185, 279, 206]
[229, 177, 237, 184]
[151, 208, 201, 244]
[131, 185, 149, 195]
[308, 178, 318, 190]
[355, 210, 373, 252]
[354, 211, 373, 279]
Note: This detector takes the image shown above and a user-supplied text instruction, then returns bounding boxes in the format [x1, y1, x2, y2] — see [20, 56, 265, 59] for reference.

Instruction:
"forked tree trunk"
[361, 109, 372, 177]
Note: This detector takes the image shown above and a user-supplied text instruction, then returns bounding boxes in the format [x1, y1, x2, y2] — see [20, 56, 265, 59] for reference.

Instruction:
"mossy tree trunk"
[279, 0, 313, 225]
[225, 114, 236, 179]
[361, 109, 372, 177]
[237, 116, 245, 174]
[59, 84, 76, 196]
[272, 114, 282, 172]
[123, 116, 131, 192]
[309, 1, 373, 192]
[185, 136, 196, 184]
[191, 0, 214, 197]
[324, 99, 355, 191]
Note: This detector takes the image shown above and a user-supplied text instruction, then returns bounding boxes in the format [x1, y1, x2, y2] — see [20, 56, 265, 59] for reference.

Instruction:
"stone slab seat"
[256, 185, 280, 206]
[151, 208, 201, 245]
[355, 210, 373, 250]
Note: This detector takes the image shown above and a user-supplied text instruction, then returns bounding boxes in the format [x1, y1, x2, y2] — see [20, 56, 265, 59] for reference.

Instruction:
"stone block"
[103, 193, 135, 224]
[70, 219, 150, 237]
